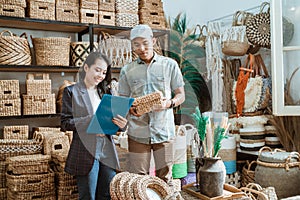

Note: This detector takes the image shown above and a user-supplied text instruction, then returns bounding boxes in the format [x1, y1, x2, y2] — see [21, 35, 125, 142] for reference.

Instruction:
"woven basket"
[0, 80, 20, 99]
[80, 8, 98, 24]
[32, 36, 71, 66]
[7, 189, 56, 200]
[241, 160, 257, 187]
[99, 10, 115, 26]
[115, 0, 138, 14]
[27, 0, 55, 20]
[133, 91, 162, 115]
[56, 4, 79, 23]
[70, 41, 98, 67]
[0, 30, 31, 65]
[26, 73, 52, 95]
[0, 4, 25, 17]
[98, 0, 115, 12]
[3, 125, 29, 140]
[0, 98, 21, 116]
[6, 170, 55, 192]
[38, 131, 70, 156]
[22, 93, 56, 115]
[6, 154, 51, 175]
[115, 13, 139, 28]
[0, 136, 43, 161]
[0, 0, 26, 8]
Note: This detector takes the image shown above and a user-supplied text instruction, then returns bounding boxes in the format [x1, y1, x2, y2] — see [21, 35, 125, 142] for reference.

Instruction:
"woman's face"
[84, 58, 108, 88]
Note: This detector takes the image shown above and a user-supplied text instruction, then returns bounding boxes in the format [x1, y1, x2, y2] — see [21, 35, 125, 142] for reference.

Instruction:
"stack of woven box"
[98, 0, 115, 26]
[0, 158, 7, 199]
[0, 0, 26, 18]
[22, 73, 56, 115]
[56, 0, 79, 23]
[79, 0, 98, 24]
[26, 0, 55, 20]
[138, 0, 167, 29]
[115, 0, 139, 27]
[0, 80, 21, 117]
[6, 154, 55, 199]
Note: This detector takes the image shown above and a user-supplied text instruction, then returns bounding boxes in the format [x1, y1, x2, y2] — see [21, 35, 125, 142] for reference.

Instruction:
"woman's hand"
[112, 115, 127, 129]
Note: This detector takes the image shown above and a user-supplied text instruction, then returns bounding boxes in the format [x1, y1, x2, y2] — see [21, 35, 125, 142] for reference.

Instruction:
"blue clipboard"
[86, 94, 134, 135]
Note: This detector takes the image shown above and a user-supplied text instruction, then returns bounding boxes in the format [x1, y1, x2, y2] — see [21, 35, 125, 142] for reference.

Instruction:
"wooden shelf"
[0, 114, 60, 120]
[0, 65, 80, 73]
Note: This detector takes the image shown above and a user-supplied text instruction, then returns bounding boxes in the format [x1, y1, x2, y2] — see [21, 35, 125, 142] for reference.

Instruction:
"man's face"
[132, 37, 156, 62]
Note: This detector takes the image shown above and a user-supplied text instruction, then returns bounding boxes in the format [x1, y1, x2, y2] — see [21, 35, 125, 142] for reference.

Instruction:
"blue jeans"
[76, 159, 116, 200]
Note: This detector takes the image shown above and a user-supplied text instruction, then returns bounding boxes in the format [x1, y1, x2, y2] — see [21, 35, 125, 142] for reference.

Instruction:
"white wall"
[163, 0, 263, 27]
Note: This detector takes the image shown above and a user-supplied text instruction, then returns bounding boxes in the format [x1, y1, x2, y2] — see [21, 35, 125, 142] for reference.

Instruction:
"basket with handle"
[241, 160, 256, 187]
[26, 73, 52, 95]
[0, 30, 31, 65]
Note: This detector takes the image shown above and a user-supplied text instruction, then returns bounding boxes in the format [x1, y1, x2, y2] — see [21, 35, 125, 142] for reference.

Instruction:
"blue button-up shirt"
[118, 53, 184, 144]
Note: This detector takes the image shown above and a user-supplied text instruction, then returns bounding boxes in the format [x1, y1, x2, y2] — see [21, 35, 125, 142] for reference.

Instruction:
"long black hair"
[79, 51, 112, 95]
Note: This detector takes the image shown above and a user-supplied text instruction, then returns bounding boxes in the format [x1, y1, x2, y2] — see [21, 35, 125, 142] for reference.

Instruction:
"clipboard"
[86, 94, 134, 135]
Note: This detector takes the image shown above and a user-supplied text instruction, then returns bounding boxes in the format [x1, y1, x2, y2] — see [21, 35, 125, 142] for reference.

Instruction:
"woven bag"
[193, 24, 208, 48]
[0, 30, 31, 65]
[222, 11, 250, 56]
[246, 2, 270, 49]
[241, 160, 256, 187]
[241, 183, 270, 200]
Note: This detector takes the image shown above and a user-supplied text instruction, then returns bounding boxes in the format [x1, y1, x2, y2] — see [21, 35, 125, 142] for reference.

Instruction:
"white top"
[87, 87, 100, 113]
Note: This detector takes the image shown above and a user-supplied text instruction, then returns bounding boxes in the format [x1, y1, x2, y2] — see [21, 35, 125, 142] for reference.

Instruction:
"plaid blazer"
[61, 81, 119, 175]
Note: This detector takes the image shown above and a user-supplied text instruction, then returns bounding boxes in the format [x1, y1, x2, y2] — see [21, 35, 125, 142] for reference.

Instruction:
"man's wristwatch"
[169, 99, 176, 108]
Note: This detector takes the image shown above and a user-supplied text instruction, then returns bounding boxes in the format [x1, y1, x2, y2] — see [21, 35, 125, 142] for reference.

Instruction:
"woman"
[61, 52, 127, 200]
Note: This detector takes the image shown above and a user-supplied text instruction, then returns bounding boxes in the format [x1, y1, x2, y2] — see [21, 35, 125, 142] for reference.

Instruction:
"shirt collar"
[137, 52, 158, 64]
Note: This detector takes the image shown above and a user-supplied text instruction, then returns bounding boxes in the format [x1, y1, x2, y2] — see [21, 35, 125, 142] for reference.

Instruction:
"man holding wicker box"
[118, 24, 185, 186]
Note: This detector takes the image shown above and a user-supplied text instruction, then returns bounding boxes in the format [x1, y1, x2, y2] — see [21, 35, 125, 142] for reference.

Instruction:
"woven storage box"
[0, 0, 26, 7]
[56, 0, 78, 6]
[7, 190, 56, 200]
[133, 91, 162, 115]
[80, 0, 98, 10]
[32, 36, 71, 66]
[80, 8, 98, 24]
[56, 4, 79, 23]
[99, 10, 115, 26]
[98, 0, 115, 12]
[6, 170, 55, 192]
[22, 93, 56, 115]
[40, 131, 70, 156]
[34, 126, 61, 132]
[26, 0, 55, 20]
[0, 80, 20, 99]
[139, 0, 163, 10]
[139, 10, 166, 29]
[6, 154, 51, 174]
[115, 0, 138, 14]
[3, 125, 29, 140]
[70, 41, 98, 66]
[115, 13, 138, 27]
[26, 73, 51, 95]
[57, 185, 79, 199]
[0, 98, 21, 116]
[0, 137, 43, 161]
[0, 30, 31, 65]
[0, 4, 25, 17]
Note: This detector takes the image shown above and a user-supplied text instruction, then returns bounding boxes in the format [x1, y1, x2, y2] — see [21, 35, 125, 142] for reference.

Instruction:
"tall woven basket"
[32, 36, 71, 66]
[0, 30, 31, 65]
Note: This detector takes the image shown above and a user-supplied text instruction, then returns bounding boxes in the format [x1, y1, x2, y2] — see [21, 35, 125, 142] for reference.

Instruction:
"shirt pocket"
[155, 76, 166, 91]
[130, 79, 146, 96]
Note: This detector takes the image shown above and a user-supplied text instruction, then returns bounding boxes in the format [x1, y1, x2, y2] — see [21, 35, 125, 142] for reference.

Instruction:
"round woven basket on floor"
[32, 36, 70, 66]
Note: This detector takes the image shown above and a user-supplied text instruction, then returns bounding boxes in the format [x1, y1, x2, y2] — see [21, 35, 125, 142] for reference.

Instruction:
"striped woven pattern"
[0, 30, 31, 65]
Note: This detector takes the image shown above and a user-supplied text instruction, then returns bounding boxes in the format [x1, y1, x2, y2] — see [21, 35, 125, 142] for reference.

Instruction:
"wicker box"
[26, 73, 51, 95]
[98, 0, 115, 12]
[0, 4, 25, 18]
[56, 0, 78, 6]
[0, 98, 21, 116]
[23, 93, 56, 115]
[115, 13, 139, 28]
[56, 4, 79, 23]
[139, 0, 163, 10]
[26, 0, 55, 20]
[6, 170, 55, 192]
[115, 0, 138, 14]
[6, 154, 51, 174]
[0, 80, 20, 99]
[41, 131, 70, 156]
[133, 91, 162, 115]
[80, 8, 98, 24]
[139, 8, 166, 29]
[32, 37, 71, 66]
[0, 0, 26, 8]
[3, 125, 29, 140]
[80, 0, 98, 10]
[99, 10, 115, 26]
[7, 190, 56, 200]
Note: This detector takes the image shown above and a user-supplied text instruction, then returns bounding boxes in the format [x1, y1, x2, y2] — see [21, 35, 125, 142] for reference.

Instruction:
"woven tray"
[133, 91, 162, 115]
[6, 154, 51, 175]
[6, 170, 55, 192]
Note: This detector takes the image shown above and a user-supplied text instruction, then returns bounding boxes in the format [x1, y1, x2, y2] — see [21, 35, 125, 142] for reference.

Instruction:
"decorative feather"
[213, 126, 227, 157]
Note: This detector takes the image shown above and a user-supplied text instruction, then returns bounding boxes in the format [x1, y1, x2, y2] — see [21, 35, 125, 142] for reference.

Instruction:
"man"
[118, 24, 185, 185]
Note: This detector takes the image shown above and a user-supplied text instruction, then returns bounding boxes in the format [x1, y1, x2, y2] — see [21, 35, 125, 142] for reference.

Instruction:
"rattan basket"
[26, 73, 52, 95]
[0, 0, 26, 7]
[38, 131, 70, 156]
[99, 10, 115, 26]
[23, 93, 56, 115]
[241, 160, 256, 187]
[0, 30, 31, 65]
[80, 0, 98, 9]
[0, 4, 25, 18]
[80, 8, 98, 24]
[6, 154, 51, 174]
[0, 80, 20, 99]
[0, 135, 43, 161]
[32, 36, 71, 66]
[0, 98, 21, 116]
[98, 0, 115, 12]
[27, 0, 55, 20]
[3, 125, 29, 140]
[115, 13, 139, 27]
[56, 4, 79, 23]
[7, 189, 56, 200]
